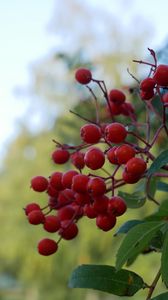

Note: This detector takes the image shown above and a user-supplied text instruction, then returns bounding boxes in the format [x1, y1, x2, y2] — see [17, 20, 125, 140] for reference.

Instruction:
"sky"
[0, 0, 168, 161]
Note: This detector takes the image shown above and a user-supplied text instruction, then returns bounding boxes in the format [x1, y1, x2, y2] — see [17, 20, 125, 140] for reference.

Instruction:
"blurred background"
[0, 0, 168, 299]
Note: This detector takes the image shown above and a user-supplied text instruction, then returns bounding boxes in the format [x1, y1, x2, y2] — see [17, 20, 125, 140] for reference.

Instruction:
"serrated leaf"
[161, 231, 168, 287]
[118, 191, 146, 208]
[116, 221, 165, 271]
[157, 181, 168, 192]
[147, 150, 168, 176]
[151, 292, 168, 299]
[114, 220, 144, 236]
[68, 264, 145, 296]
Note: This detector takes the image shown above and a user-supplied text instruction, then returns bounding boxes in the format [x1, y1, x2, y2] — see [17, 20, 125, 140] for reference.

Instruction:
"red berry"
[75, 68, 92, 85]
[75, 193, 91, 205]
[31, 176, 48, 192]
[62, 170, 78, 189]
[126, 157, 147, 176]
[140, 78, 156, 91]
[108, 196, 127, 216]
[49, 172, 63, 190]
[27, 210, 45, 225]
[108, 89, 126, 105]
[57, 205, 75, 221]
[93, 195, 109, 214]
[71, 152, 85, 169]
[120, 102, 135, 116]
[84, 147, 105, 170]
[43, 215, 60, 232]
[38, 238, 58, 256]
[72, 174, 89, 193]
[52, 149, 70, 164]
[80, 124, 102, 144]
[47, 185, 59, 197]
[122, 170, 141, 184]
[115, 144, 135, 164]
[84, 204, 97, 219]
[59, 222, 78, 240]
[57, 189, 75, 207]
[106, 146, 118, 164]
[162, 93, 168, 104]
[140, 89, 154, 101]
[96, 214, 116, 231]
[25, 203, 41, 215]
[108, 102, 122, 115]
[105, 123, 127, 143]
[153, 64, 168, 86]
[87, 177, 106, 196]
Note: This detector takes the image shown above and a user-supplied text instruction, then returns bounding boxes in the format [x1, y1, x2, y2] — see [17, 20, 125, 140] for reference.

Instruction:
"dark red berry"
[120, 102, 135, 116]
[31, 176, 48, 192]
[106, 146, 118, 164]
[80, 124, 102, 144]
[62, 170, 78, 189]
[87, 177, 106, 196]
[140, 89, 154, 101]
[108, 89, 126, 105]
[43, 215, 60, 232]
[84, 204, 97, 219]
[108, 196, 127, 216]
[57, 189, 75, 207]
[52, 149, 70, 164]
[57, 205, 75, 221]
[96, 214, 116, 231]
[38, 238, 58, 256]
[49, 172, 63, 191]
[59, 222, 78, 240]
[140, 78, 156, 91]
[105, 123, 127, 143]
[71, 152, 85, 169]
[126, 157, 147, 176]
[72, 174, 89, 193]
[47, 185, 59, 197]
[84, 147, 105, 170]
[108, 102, 122, 115]
[122, 170, 141, 184]
[27, 210, 45, 225]
[75, 68, 92, 85]
[25, 203, 41, 215]
[75, 193, 91, 205]
[153, 64, 168, 86]
[93, 195, 109, 214]
[115, 144, 135, 164]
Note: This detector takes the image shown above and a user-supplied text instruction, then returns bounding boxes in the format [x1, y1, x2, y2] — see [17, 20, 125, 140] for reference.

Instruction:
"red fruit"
[52, 149, 70, 164]
[115, 144, 135, 164]
[38, 238, 58, 256]
[108, 102, 122, 115]
[140, 78, 156, 91]
[108, 89, 126, 105]
[122, 170, 141, 184]
[25, 203, 41, 215]
[140, 89, 154, 101]
[48, 197, 58, 209]
[108, 196, 127, 216]
[105, 123, 127, 143]
[62, 170, 78, 189]
[87, 177, 106, 196]
[106, 146, 118, 164]
[75, 68, 92, 85]
[27, 210, 45, 225]
[80, 124, 102, 144]
[120, 102, 135, 116]
[59, 222, 78, 240]
[96, 214, 116, 231]
[162, 93, 168, 104]
[31, 176, 48, 192]
[57, 205, 75, 221]
[75, 193, 91, 205]
[57, 189, 75, 206]
[43, 215, 60, 232]
[84, 147, 105, 170]
[72, 174, 89, 193]
[47, 185, 59, 197]
[71, 152, 85, 169]
[126, 157, 147, 176]
[93, 195, 109, 214]
[153, 64, 168, 86]
[84, 204, 97, 219]
[49, 172, 63, 190]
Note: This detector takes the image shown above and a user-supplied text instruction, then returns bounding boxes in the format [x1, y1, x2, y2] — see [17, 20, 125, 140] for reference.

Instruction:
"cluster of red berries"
[25, 51, 168, 256]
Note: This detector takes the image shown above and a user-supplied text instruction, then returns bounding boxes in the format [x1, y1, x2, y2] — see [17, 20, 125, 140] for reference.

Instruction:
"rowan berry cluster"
[25, 49, 168, 256]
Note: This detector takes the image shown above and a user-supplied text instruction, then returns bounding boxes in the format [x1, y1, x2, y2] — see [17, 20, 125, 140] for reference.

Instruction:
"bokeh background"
[0, 0, 168, 299]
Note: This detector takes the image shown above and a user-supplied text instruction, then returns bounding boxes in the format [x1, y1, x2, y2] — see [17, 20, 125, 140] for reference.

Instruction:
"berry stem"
[86, 85, 100, 124]
[69, 109, 98, 125]
[146, 268, 161, 300]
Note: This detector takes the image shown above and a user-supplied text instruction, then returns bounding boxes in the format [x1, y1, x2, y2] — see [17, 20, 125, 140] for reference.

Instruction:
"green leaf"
[116, 221, 165, 271]
[161, 231, 168, 287]
[157, 181, 168, 192]
[158, 200, 168, 217]
[147, 150, 168, 176]
[118, 191, 146, 208]
[149, 177, 158, 198]
[114, 220, 144, 236]
[68, 264, 145, 296]
[151, 292, 168, 299]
